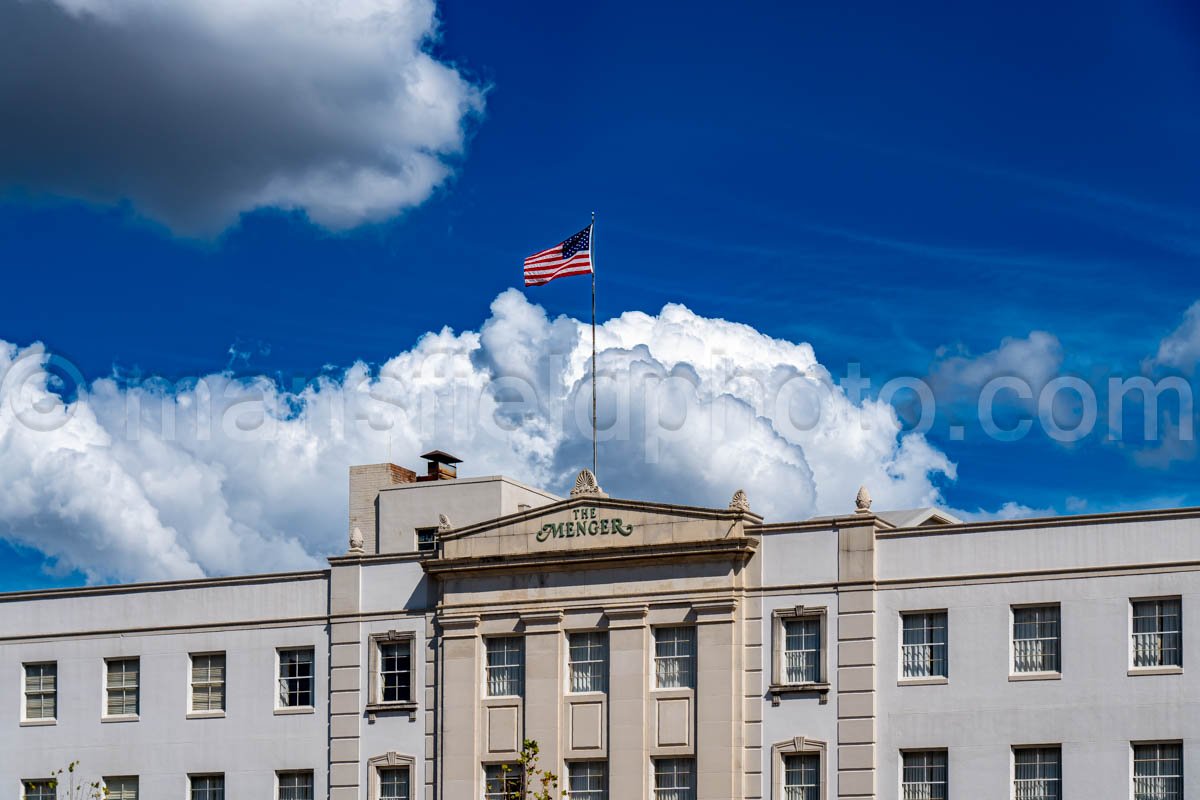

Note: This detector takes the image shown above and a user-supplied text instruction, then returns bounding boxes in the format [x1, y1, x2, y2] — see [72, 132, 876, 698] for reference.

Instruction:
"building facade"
[2, 452, 1197, 800]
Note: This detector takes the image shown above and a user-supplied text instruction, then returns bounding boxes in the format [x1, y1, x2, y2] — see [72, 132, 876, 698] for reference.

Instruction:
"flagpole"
[590, 211, 597, 480]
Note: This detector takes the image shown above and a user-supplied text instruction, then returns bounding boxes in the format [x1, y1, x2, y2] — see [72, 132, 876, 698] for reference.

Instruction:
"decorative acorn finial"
[729, 489, 750, 512]
[855, 485, 872, 513]
[438, 513, 453, 532]
[348, 526, 365, 554]
[570, 468, 607, 498]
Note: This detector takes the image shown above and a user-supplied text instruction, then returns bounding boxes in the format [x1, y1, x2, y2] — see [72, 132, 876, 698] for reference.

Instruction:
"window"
[484, 765, 522, 800]
[901, 612, 947, 679]
[23, 782, 55, 800]
[784, 618, 821, 684]
[416, 527, 437, 554]
[1012, 606, 1060, 674]
[1014, 747, 1060, 800]
[485, 637, 523, 697]
[653, 758, 695, 800]
[901, 751, 947, 800]
[380, 641, 412, 703]
[379, 767, 409, 800]
[190, 775, 225, 800]
[105, 658, 140, 717]
[567, 762, 607, 800]
[23, 662, 56, 720]
[278, 648, 314, 708]
[191, 653, 226, 712]
[569, 632, 608, 693]
[1132, 599, 1182, 669]
[654, 627, 696, 689]
[104, 777, 138, 800]
[278, 771, 313, 800]
[1133, 742, 1183, 800]
[783, 753, 819, 800]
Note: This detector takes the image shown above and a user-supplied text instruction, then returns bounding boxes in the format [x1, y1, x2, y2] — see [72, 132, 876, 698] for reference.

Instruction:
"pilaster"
[836, 515, 878, 800]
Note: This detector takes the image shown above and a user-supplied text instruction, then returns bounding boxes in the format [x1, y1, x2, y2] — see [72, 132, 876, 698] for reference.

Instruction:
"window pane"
[1014, 747, 1060, 800]
[783, 618, 821, 684]
[1134, 743, 1183, 800]
[106, 659, 139, 716]
[24, 781, 56, 800]
[1013, 607, 1060, 673]
[379, 767, 409, 800]
[653, 759, 695, 800]
[24, 663, 57, 720]
[567, 762, 607, 800]
[902, 751, 947, 800]
[1133, 600, 1183, 668]
[655, 628, 696, 689]
[190, 775, 225, 800]
[278, 649, 315, 707]
[380, 641, 412, 703]
[484, 765, 522, 800]
[569, 632, 608, 693]
[901, 613, 948, 679]
[191, 653, 226, 712]
[783, 753, 819, 800]
[104, 778, 138, 800]
[486, 638, 524, 697]
[278, 772, 313, 800]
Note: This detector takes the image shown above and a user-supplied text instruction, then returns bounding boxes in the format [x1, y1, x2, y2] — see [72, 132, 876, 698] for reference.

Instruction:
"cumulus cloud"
[927, 331, 1064, 406]
[0, 0, 483, 234]
[1151, 300, 1200, 374]
[0, 291, 958, 584]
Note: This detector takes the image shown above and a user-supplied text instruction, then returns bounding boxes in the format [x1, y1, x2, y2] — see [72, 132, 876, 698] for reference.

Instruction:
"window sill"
[897, 677, 948, 687]
[19, 718, 56, 727]
[364, 701, 417, 713]
[274, 706, 316, 716]
[186, 711, 226, 719]
[1128, 666, 1183, 677]
[768, 682, 830, 706]
[1009, 672, 1061, 682]
[101, 714, 139, 723]
[565, 690, 607, 698]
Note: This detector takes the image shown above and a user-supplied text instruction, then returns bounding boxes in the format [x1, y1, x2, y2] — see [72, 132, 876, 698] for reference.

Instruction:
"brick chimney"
[348, 463, 417, 554]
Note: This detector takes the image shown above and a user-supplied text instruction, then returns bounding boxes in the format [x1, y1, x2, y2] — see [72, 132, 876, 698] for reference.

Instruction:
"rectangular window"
[568, 631, 608, 693]
[1132, 599, 1182, 668]
[191, 653, 226, 712]
[1014, 747, 1060, 800]
[484, 765, 522, 800]
[654, 627, 696, 689]
[416, 527, 437, 554]
[379, 767, 409, 800]
[901, 750, 947, 800]
[783, 753, 819, 800]
[190, 775, 225, 800]
[380, 640, 413, 703]
[1013, 606, 1060, 674]
[485, 637, 524, 697]
[783, 618, 821, 684]
[901, 612, 948, 679]
[104, 777, 138, 800]
[653, 758, 695, 800]
[1133, 742, 1183, 800]
[567, 762, 607, 800]
[278, 771, 313, 800]
[23, 782, 55, 800]
[23, 662, 57, 720]
[105, 658, 140, 717]
[278, 648, 315, 708]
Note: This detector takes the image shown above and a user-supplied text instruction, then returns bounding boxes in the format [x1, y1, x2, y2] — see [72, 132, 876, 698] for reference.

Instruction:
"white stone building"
[2, 451, 1196, 800]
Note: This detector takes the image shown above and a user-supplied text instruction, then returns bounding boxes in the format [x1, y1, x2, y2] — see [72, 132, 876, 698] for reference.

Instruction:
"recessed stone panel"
[656, 696, 691, 748]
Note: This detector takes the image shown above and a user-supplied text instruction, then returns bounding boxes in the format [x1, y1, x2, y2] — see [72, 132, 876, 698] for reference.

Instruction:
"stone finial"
[569, 468, 608, 498]
[348, 526, 365, 554]
[855, 485, 872, 513]
[729, 489, 750, 512]
[438, 513, 453, 532]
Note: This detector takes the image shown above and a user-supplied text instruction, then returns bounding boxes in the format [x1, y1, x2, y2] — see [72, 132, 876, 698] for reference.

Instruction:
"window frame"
[484, 636, 524, 698]
[900, 749, 948, 800]
[653, 626, 697, 690]
[22, 780, 55, 800]
[1131, 740, 1183, 800]
[483, 763, 523, 800]
[188, 774, 225, 800]
[1012, 745, 1061, 800]
[367, 753, 415, 800]
[898, 610, 949, 684]
[1010, 604, 1061, 679]
[22, 661, 57, 723]
[276, 770, 314, 800]
[567, 630, 609, 694]
[367, 631, 417, 711]
[188, 651, 227, 717]
[103, 657, 140, 720]
[652, 757, 696, 800]
[276, 647, 316, 712]
[1129, 597, 1183, 674]
[415, 526, 438, 555]
[102, 777, 138, 800]
[770, 606, 829, 704]
[565, 760, 607, 800]
[771, 737, 827, 800]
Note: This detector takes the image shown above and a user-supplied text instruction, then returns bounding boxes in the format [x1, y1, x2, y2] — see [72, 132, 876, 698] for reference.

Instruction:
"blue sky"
[1, 0, 1199, 590]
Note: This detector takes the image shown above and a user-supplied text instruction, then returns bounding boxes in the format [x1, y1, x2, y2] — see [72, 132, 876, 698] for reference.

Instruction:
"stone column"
[439, 615, 481, 800]
[606, 605, 649, 798]
[329, 560, 363, 800]
[695, 599, 741, 800]
[521, 611, 564, 782]
[836, 515, 878, 800]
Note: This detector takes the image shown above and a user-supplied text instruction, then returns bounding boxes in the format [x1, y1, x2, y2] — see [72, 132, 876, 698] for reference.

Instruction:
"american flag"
[523, 224, 593, 286]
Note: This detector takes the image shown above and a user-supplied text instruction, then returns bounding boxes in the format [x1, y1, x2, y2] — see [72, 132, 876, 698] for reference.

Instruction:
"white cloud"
[927, 331, 1064, 406]
[0, 291, 958, 584]
[1151, 300, 1200, 374]
[0, 0, 484, 234]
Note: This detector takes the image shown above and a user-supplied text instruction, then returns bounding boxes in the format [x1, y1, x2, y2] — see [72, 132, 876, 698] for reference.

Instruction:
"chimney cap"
[420, 450, 463, 465]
